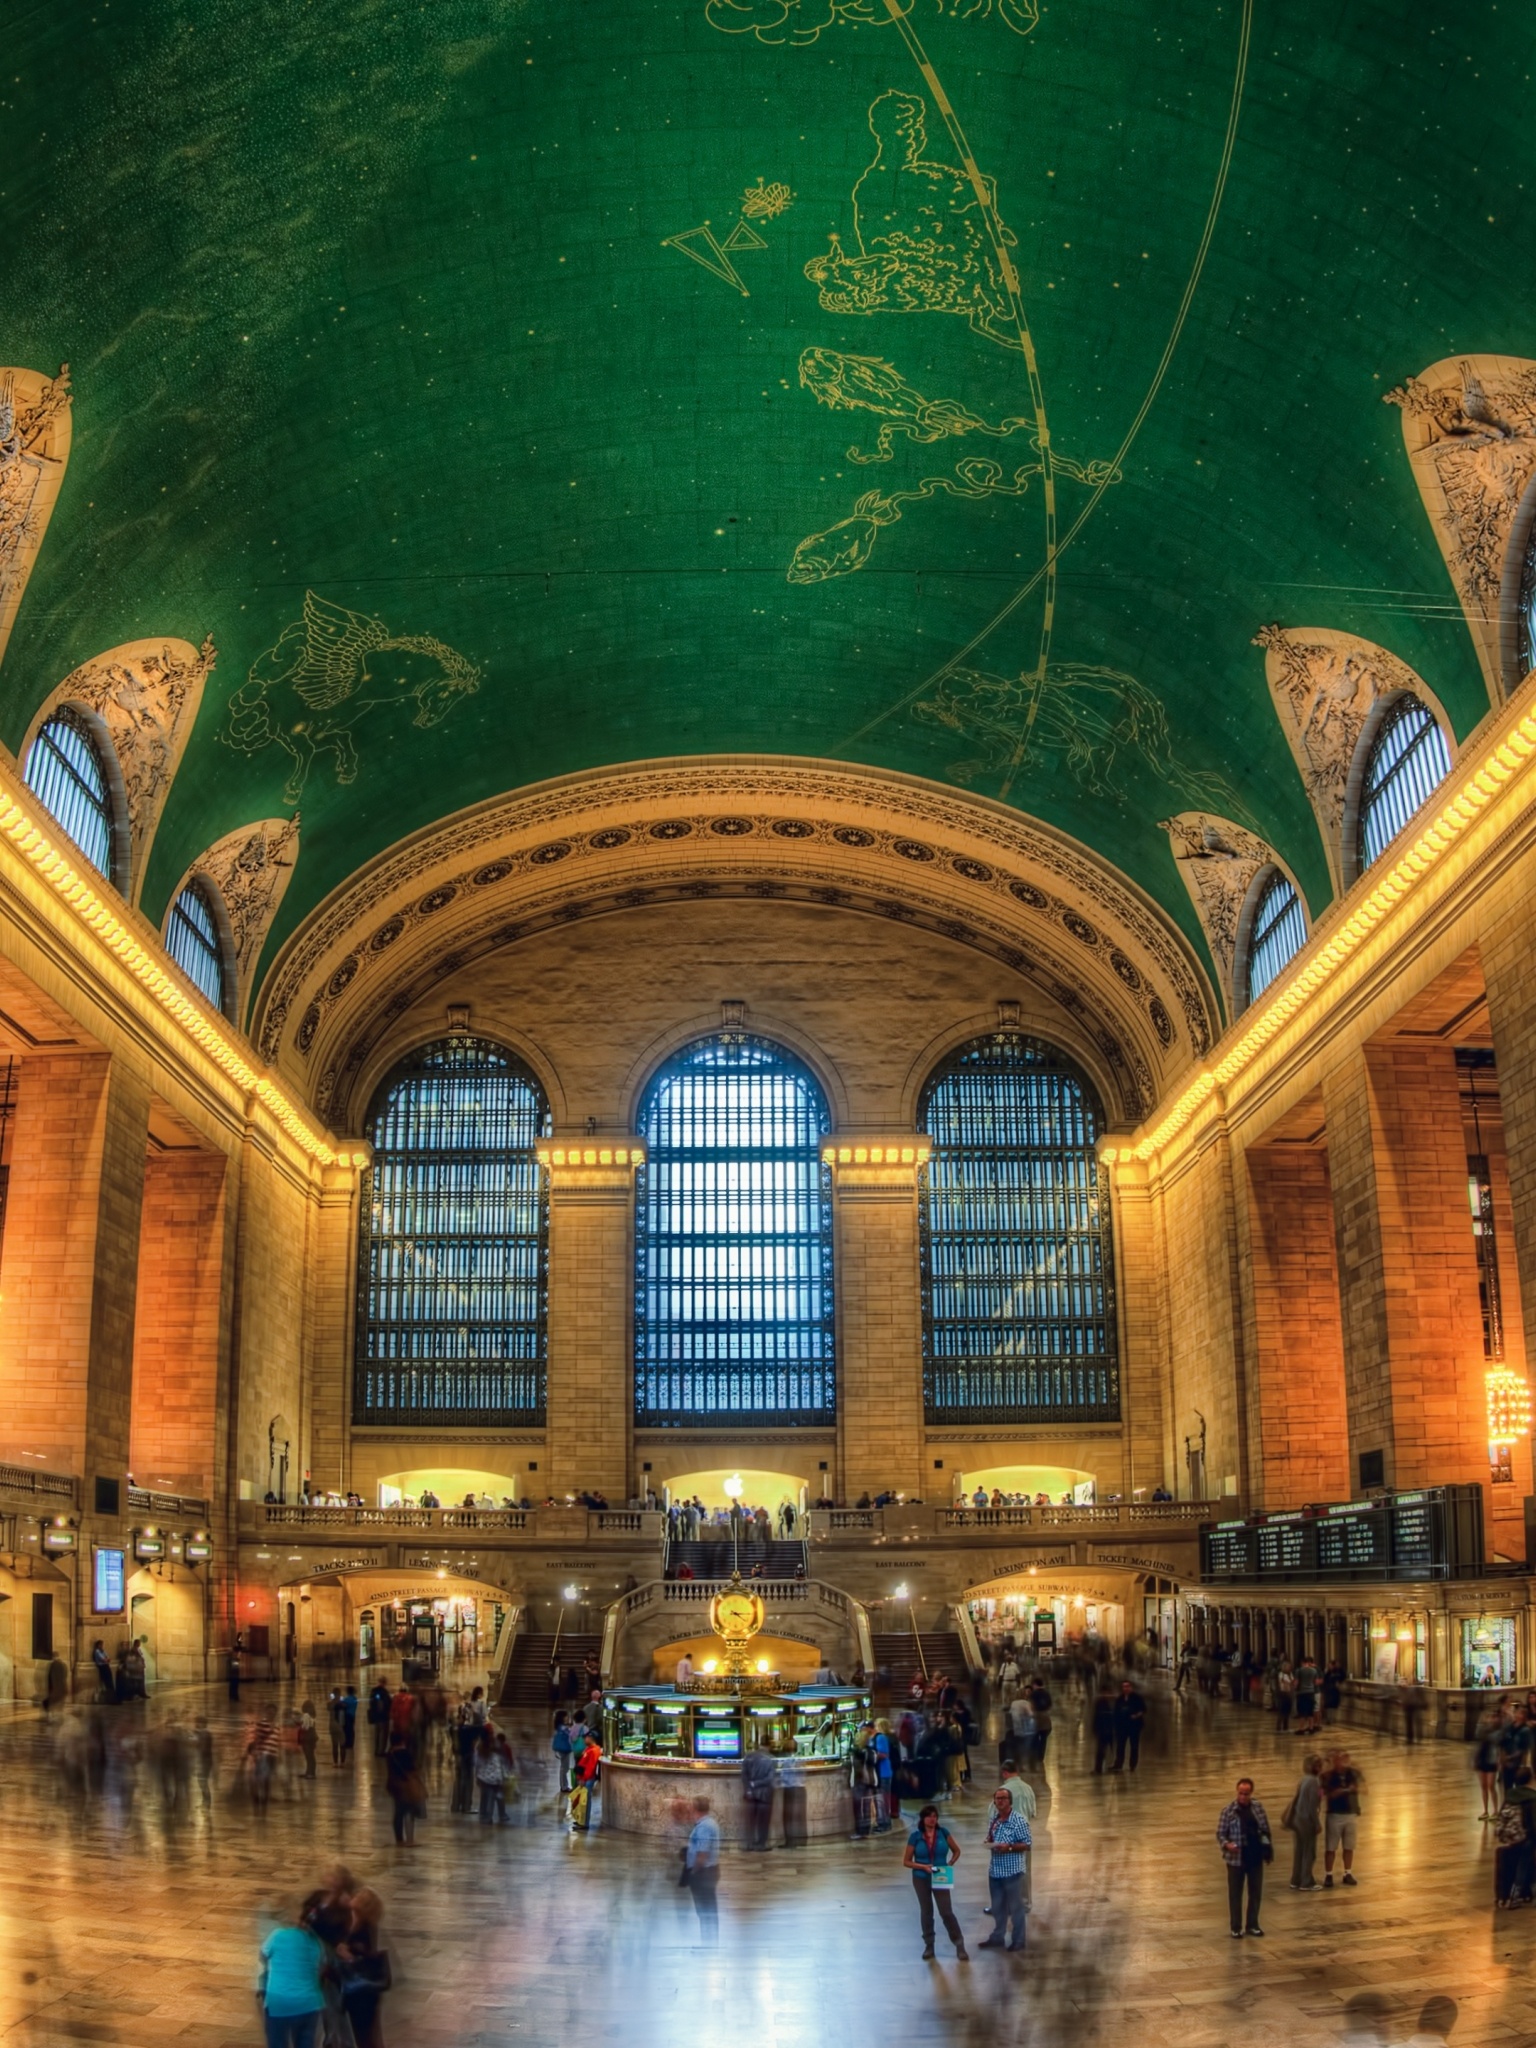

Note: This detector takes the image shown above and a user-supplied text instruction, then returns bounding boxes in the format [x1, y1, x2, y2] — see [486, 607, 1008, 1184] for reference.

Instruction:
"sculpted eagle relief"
[221, 591, 480, 803]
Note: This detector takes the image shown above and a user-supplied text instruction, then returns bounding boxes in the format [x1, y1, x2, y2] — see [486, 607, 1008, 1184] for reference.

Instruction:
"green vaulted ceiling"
[1, 0, 1528, 984]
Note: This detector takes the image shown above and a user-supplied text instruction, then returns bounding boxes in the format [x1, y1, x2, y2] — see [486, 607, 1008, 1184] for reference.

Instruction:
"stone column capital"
[820, 1135, 929, 1191]
[537, 1139, 646, 1195]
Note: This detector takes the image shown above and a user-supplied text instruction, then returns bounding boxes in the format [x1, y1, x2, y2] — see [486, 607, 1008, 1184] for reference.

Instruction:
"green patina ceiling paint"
[0, 0, 1523, 987]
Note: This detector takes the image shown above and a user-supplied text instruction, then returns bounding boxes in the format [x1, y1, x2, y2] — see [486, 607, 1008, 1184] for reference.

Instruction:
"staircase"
[497, 1631, 604, 1711]
[871, 1631, 969, 1696]
[666, 1537, 806, 1579]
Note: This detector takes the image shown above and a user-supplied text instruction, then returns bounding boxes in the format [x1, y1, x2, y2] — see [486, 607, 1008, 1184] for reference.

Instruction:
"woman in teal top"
[902, 1803, 969, 1962]
[256, 1917, 328, 2048]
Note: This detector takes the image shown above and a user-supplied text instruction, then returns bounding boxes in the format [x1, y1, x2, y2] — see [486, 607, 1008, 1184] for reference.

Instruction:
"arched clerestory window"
[634, 1033, 834, 1426]
[1355, 693, 1452, 874]
[23, 708, 122, 888]
[1239, 868, 1308, 1009]
[164, 877, 232, 1018]
[353, 1035, 550, 1425]
[919, 1033, 1118, 1424]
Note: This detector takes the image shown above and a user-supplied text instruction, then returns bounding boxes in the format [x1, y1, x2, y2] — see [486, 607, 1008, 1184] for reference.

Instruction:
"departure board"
[1199, 1484, 1483, 1584]
[1254, 1516, 1316, 1576]
[1202, 1523, 1257, 1577]
[1314, 1502, 1390, 1574]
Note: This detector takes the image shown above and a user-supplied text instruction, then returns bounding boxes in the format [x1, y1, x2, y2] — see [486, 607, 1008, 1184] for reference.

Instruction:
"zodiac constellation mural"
[804, 91, 1021, 352]
[0, 365, 72, 672]
[799, 348, 1031, 462]
[912, 662, 1250, 812]
[663, 179, 795, 296]
[221, 591, 480, 804]
[705, 0, 1037, 47]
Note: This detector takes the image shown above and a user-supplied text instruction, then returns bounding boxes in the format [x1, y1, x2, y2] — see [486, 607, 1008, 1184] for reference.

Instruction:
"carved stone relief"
[177, 815, 300, 1026]
[252, 764, 1219, 1083]
[0, 365, 72, 676]
[1384, 353, 1536, 702]
[30, 636, 216, 904]
[1252, 625, 1436, 895]
[1161, 812, 1273, 1016]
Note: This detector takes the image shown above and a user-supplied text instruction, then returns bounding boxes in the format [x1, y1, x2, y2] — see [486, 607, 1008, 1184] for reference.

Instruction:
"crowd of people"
[665, 1496, 801, 1540]
[256, 1864, 389, 2048]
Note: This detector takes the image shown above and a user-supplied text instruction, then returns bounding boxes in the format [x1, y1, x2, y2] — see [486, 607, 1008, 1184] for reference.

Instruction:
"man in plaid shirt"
[977, 1786, 1031, 1952]
[1216, 1777, 1272, 1936]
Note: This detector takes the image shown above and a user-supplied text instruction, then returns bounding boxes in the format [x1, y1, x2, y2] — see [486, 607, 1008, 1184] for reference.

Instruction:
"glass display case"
[603, 1686, 868, 1762]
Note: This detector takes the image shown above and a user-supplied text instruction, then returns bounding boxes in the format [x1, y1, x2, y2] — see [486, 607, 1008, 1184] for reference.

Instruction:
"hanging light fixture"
[1486, 1365, 1532, 1448]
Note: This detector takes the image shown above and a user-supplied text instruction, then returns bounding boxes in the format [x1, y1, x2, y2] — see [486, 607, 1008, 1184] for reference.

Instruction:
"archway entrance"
[125, 1564, 206, 1684]
[953, 1464, 1097, 1504]
[962, 1567, 1145, 1659]
[279, 1566, 521, 1682]
[375, 1467, 523, 1508]
[663, 1467, 808, 1511]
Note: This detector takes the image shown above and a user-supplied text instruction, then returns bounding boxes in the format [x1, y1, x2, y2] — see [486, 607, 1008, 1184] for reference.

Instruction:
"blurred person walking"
[475, 1725, 510, 1823]
[338, 1888, 391, 2048]
[742, 1742, 776, 1850]
[246, 1713, 281, 1815]
[779, 1745, 807, 1848]
[1029, 1678, 1052, 1768]
[1112, 1680, 1146, 1772]
[1091, 1685, 1116, 1774]
[1216, 1777, 1272, 1936]
[684, 1797, 721, 1945]
[255, 1911, 328, 2048]
[1294, 1656, 1320, 1736]
[1321, 1750, 1364, 1888]
[367, 1676, 391, 1756]
[386, 1731, 424, 1844]
[903, 1803, 969, 1961]
[1475, 1700, 1503, 1819]
[296, 1702, 318, 1779]
[976, 1786, 1029, 1953]
[570, 1728, 601, 1831]
[1283, 1753, 1323, 1890]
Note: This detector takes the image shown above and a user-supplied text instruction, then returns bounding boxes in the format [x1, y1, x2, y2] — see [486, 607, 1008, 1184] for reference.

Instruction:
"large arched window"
[1356, 694, 1452, 872]
[354, 1036, 549, 1425]
[23, 708, 120, 886]
[919, 1033, 1118, 1424]
[1240, 869, 1307, 1008]
[634, 1033, 834, 1426]
[164, 878, 231, 1017]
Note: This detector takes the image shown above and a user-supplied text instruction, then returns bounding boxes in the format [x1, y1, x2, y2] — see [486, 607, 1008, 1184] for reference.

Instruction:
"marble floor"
[0, 1673, 1515, 2048]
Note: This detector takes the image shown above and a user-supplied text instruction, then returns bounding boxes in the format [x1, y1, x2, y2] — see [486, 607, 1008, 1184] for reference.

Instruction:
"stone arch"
[620, 1006, 850, 1136]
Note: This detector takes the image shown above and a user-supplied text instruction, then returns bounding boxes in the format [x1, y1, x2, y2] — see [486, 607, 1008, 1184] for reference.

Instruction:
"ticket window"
[1463, 1617, 1516, 1688]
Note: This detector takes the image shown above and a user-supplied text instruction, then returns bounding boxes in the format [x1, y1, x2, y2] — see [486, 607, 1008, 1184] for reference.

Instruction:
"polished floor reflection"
[0, 1675, 1513, 2047]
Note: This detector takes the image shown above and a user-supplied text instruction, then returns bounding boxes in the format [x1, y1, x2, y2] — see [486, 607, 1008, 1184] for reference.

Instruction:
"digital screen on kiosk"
[694, 1724, 741, 1758]
[95, 1548, 125, 1613]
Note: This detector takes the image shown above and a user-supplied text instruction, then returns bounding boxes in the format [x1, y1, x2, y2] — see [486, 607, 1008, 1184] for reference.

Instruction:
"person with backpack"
[570, 1730, 601, 1831]
[903, 1803, 969, 1961]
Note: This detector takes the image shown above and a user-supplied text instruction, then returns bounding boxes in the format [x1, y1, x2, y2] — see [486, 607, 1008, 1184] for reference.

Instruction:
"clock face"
[711, 1590, 764, 1641]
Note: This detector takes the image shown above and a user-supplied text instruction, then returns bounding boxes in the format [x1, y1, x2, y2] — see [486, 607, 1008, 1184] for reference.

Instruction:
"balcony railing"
[128, 1486, 209, 1520]
[0, 1463, 78, 1506]
[242, 1504, 664, 1540]
[806, 1500, 1222, 1538]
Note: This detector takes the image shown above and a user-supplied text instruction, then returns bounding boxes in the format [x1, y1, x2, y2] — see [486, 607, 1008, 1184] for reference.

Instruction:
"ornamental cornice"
[253, 761, 1218, 1125]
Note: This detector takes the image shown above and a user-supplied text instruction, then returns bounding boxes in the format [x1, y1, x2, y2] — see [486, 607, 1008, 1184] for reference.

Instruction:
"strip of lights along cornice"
[0, 792, 363, 1170]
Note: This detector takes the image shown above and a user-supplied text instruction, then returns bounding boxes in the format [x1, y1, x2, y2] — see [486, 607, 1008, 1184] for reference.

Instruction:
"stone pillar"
[828, 1140, 926, 1502]
[1321, 1044, 1488, 1498]
[0, 1050, 150, 1480]
[544, 1142, 642, 1501]
[1482, 912, 1536, 1389]
[1240, 1144, 1350, 1509]
[130, 1148, 229, 1499]
[304, 1163, 365, 1497]
[1107, 1154, 1166, 1496]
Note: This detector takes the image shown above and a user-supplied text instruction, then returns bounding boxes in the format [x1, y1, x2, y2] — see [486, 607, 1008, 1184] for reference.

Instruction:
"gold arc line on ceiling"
[0, 793, 362, 1171]
[835, 0, 1255, 754]
[1104, 710, 1536, 1166]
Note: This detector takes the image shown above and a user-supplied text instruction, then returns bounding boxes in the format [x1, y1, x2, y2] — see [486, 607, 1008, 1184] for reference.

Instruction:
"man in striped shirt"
[977, 1787, 1030, 1953]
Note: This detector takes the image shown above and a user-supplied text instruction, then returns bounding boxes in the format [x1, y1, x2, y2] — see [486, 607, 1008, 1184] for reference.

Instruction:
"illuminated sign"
[94, 1548, 125, 1613]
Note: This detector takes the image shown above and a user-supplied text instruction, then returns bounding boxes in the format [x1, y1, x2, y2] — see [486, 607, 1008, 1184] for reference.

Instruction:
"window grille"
[23, 710, 116, 883]
[1358, 695, 1451, 872]
[1244, 871, 1307, 1005]
[165, 879, 227, 1014]
[354, 1036, 549, 1425]
[920, 1033, 1118, 1424]
[634, 1033, 834, 1426]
